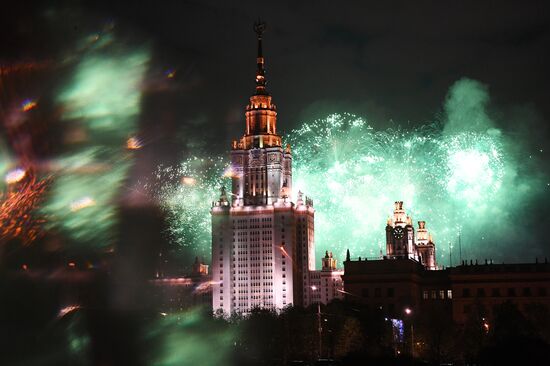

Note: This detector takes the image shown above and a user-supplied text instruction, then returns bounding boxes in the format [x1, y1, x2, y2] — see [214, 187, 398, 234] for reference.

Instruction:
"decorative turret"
[393, 201, 407, 225]
[192, 257, 209, 276]
[322, 251, 338, 271]
[213, 186, 230, 208]
[296, 190, 304, 206]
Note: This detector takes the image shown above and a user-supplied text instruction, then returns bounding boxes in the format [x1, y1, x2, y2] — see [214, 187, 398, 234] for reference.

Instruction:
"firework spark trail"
[149, 156, 230, 259]
[287, 113, 506, 262]
[0, 174, 49, 245]
[152, 78, 545, 265]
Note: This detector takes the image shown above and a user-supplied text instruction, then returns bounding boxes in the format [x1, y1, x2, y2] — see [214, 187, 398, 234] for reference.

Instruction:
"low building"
[342, 257, 450, 318]
[343, 256, 550, 323]
[306, 251, 344, 306]
[450, 260, 550, 323]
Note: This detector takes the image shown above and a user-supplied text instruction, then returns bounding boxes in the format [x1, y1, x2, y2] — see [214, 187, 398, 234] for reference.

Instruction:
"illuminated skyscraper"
[211, 23, 315, 315]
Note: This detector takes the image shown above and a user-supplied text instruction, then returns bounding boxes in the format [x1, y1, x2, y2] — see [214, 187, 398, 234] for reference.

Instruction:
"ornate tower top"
[232, 21, 281, 150]
[392, 200, 407, 226]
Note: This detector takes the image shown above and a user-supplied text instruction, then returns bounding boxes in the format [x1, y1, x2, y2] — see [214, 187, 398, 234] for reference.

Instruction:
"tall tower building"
[211, 23, 315, 315]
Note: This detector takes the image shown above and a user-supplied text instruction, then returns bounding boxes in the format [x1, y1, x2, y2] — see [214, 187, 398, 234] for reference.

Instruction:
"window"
[375, 288, 381, 298]
[462, 288, 471, 298]
[431, 290, 437, 299]
[523, 287, 532, 297]
[439, 290, 445, 299]
[508, 288, 516, 297]
[477, 288, 485, 297]
[423, 290, 428, 300]
[447, 290, 453, 299]
[539, 287, 548, 297]
[492, 288, 501, 297]
[387, 288, 394, 298]
[362, 288, 369, 298]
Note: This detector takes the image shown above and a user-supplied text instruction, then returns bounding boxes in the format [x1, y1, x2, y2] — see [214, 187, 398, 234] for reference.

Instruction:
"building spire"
[253, 20, 267, 94]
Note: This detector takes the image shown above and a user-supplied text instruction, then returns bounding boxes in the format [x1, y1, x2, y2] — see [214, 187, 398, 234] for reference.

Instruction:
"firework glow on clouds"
[152, 78, 546, 265]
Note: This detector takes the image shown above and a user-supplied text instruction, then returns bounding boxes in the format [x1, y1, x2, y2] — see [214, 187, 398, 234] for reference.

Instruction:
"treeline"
[3, 268, 549, 365]
[207, 299, 550, 365]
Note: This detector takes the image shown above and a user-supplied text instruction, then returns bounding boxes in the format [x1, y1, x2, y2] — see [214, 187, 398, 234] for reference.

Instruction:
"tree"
[334, 316, 364, 358]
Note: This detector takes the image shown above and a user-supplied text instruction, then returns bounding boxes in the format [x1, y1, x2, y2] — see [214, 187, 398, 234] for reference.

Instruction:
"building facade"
[450, 260, 550, 324]
[343, 257, 550, 324]
[211, 23, 315, 315]
[343, 258, 451, 319]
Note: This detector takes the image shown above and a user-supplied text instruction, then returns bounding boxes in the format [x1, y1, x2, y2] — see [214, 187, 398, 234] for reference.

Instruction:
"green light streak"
[145, 309, 236, 366]
[0, 138, 11, 192]
[41, 33, 149, 249]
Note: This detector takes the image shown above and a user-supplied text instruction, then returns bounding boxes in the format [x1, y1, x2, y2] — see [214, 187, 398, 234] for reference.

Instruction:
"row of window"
[461, 287, 547, 298]
[423, 289, 453, 300]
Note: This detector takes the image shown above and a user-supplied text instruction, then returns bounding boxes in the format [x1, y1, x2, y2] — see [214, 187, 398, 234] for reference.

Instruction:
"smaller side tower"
[416, 221, 437, 270]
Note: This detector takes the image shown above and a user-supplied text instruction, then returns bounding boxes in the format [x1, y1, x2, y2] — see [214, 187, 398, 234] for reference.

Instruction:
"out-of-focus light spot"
[223, 167, 236, 178]
[58, 304, 80, 318]
[70, 197, 96, 212]
[22, 264, 28, 271]
[21, 99, 37, 112]
[5, 168, 26, 184]
[181, 176, 196, 186]
[165, 69, 176, 79]
[68, 262, 76, 268]
[126, 136, 142, 150]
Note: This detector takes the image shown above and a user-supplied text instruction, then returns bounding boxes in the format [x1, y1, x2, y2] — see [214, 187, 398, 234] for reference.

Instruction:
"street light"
[404, 307, 414, 357]
[311, 285, 322, 359]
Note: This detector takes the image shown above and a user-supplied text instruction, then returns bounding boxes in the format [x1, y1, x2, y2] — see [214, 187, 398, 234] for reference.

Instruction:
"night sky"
[1, 0, 550, 265]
